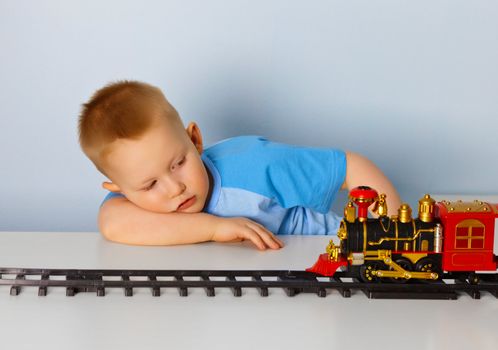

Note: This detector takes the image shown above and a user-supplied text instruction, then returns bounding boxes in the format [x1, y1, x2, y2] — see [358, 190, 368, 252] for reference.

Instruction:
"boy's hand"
[212, 217, 284, 250]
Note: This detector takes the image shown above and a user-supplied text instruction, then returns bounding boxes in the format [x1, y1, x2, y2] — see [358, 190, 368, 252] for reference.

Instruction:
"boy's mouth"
[177, 196, 196, 211]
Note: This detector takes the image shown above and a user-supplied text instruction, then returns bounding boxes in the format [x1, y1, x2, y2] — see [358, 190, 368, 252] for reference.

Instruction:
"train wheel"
[467, 273, 480, 285]
[359, 261, 384, 283]
[389, 258, 413, 283]
[415, 257, 442, 281]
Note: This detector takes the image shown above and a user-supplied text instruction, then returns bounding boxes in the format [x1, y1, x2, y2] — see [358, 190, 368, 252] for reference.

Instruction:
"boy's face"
[102, 119, 210, 214]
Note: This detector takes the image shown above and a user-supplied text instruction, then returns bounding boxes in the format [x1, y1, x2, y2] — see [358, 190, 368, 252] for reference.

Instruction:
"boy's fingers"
[246, 222, 281, 249]
[243, 229, 266, 250]
[252, 222, 284, 248]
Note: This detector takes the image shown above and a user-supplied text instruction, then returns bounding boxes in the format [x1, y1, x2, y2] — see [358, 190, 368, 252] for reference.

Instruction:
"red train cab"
[436, 200, 498, 271]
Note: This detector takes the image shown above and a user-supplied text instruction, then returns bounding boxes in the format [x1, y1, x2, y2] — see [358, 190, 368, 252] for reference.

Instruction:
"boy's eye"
[172, 156, 186, 170]
[144, 180, 157, 191]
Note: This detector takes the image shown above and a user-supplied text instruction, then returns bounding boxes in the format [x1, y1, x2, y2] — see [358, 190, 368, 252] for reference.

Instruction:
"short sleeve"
[100, 191, 125, 207]
[265, 143, 346, 214]
[203, 136, 347, 214]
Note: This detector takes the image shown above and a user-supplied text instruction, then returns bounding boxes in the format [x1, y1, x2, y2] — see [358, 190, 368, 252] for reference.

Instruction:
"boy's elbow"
[97, 198, 158, 245]
[343, 151, 383, 190]
[98, 218, 113, 242]
[98, 200, 122, 242]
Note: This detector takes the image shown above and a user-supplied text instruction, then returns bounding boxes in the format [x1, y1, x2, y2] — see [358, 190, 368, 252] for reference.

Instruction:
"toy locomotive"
[307, 186, 498, 284]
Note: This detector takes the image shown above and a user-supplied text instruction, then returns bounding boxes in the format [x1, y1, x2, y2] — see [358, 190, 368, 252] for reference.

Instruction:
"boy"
[78, 81, 401, 250]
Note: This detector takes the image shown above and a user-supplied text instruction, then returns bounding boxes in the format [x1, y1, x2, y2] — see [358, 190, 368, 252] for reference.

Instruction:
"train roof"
[436, 200, 498, 218]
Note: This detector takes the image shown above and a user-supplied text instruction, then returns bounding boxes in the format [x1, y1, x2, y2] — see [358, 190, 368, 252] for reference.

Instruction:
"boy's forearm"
[343, 152, 402, 213]
[99, 198, 219, 246]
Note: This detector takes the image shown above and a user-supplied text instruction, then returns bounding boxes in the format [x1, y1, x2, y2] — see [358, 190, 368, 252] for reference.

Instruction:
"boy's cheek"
[195, 200, 206, 213]
[126, 194, 167, 213]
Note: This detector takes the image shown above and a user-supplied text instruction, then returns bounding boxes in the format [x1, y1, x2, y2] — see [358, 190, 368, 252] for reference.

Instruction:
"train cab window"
[455, 220, 485, 250]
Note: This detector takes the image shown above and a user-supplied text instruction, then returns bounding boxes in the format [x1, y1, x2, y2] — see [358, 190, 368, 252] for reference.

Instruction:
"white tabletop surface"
[0, 231, 497, 350]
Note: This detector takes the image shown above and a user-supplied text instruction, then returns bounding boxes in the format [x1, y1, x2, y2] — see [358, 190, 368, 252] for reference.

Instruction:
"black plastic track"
[1, 267, 497, 299]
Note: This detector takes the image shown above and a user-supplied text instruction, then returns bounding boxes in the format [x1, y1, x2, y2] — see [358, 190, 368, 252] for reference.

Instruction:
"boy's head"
[78, 81, 210, 213]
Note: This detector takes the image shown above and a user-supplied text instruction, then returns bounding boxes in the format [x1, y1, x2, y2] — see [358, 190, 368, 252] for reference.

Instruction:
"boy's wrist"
[208, 215, 225, 242]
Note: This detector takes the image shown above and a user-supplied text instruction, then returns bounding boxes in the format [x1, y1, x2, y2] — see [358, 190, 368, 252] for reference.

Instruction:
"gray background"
[1, 0, 497, 232]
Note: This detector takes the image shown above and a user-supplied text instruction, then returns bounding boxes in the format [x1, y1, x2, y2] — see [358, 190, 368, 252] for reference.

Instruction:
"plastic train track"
[1, 267, 497, 300]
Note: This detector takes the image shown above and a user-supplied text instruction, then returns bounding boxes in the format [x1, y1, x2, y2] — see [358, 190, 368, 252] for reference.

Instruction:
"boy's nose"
[164, 178, 186, 198]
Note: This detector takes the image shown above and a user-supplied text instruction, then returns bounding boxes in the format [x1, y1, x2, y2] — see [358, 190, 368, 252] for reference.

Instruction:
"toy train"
[307, 186, 498, 284]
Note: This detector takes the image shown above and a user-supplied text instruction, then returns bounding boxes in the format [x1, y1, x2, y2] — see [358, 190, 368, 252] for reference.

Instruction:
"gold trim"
[454, 219, 485, 250]
[367, 228, 435, 247]
[412, 220, 417, 251]
[456, 219, 485, 228]
[379, 218, 391, 233]
[394, 219, 399, 251]
[398, 204, 412, 223]
[373, 193, 388, 217]
[401, 253, 428, 264]
[366, 251, 438, 280]
[418, 194, 435, 223]
[439, 200, 492, 213]
[364, 250, 386, 258]
[350, 196, 378, 204]
[337, 221, 347, 240]
[421, 239, 429, 251]
[363, 221, 367, 252]
[344, 202, 356, 223]
[326, 240, 340, 261]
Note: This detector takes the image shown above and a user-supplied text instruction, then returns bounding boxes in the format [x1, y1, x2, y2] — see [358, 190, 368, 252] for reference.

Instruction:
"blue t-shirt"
[102, 136, 347, 235]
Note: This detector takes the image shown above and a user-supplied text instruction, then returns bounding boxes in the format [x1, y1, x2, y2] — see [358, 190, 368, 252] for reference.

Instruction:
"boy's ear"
[102, 181, 121, 193]
[186, 122, 203, 154]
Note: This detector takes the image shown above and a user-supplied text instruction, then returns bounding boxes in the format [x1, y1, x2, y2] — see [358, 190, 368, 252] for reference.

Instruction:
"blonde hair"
[78, 80, 182, 173]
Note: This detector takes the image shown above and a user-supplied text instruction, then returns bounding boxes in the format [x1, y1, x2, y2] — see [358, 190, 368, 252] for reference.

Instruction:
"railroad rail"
[1, 267, 497, 299]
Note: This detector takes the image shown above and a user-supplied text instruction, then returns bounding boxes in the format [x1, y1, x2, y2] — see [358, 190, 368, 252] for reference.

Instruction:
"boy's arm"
[342, 152, 402, 213]
[98, 197, 283, 250]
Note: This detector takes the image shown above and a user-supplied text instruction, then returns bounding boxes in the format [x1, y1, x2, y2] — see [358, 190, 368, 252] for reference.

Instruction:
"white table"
[0, 232, 497, 350]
